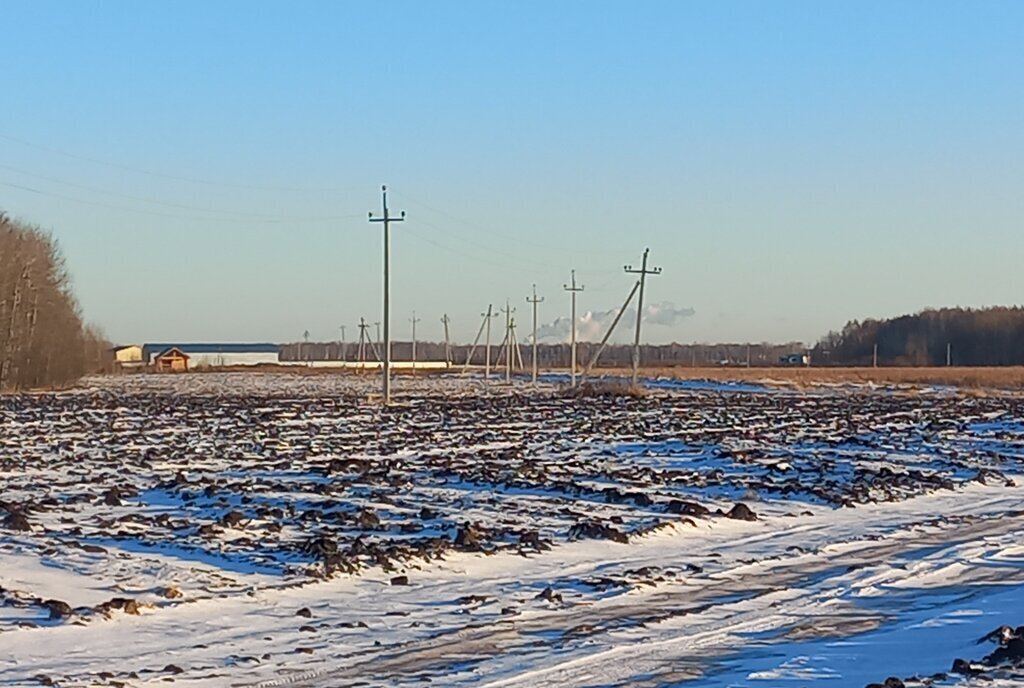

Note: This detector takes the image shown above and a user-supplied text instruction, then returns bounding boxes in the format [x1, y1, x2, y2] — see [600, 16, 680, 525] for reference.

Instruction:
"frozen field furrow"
[2, 373, 1024, 687]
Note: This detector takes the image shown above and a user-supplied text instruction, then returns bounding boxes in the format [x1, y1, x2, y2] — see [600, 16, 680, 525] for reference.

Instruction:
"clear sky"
[2, 1, 1022, 345]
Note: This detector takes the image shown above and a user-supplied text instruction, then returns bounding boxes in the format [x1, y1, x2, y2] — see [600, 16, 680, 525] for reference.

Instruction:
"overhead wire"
[0, 180, 346, 225]
[0, 163, 362, 221]
[0, 132, 343, 193]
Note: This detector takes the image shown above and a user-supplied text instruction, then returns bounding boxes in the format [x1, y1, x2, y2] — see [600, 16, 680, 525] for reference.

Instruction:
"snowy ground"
[2, 373, 1024, 687]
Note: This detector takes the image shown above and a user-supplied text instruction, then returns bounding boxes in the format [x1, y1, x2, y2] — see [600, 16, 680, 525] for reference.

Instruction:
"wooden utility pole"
[526, 284, 544, 384]
[368, 185, 406, 404]
[441, 314, 452, 367]
[564, 270, 584, 386]
[624, 248, 662, 387]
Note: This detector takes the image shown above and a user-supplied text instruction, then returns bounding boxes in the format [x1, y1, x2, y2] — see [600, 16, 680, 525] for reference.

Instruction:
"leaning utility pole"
[410, 311, 421, 374]
[462, 310, 489, 373]
[624, 248, 662, 387]
[526, 284, 544, 384]
[564, 270, 584, 386]
[500, 299, 516, 383]
[368, 185, 406, 404]
[581, 279, 640, 380]
[441, 314, 452, 367]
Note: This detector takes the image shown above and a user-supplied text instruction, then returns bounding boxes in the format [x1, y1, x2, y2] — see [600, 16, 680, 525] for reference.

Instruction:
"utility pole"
[441, 314, 452, 367]
[302, 330, 310, 363]
[947, 342, 952, 367]
[500, 298, 516, 383]
[368, 185, 406, 404]
[339, 325, 347, 362]
[564, 270, 584, 386]
[482, 304, 498, 380]
[624, 248, 662, 387]
[510, 318, 524, 371]
[357, 317, 371, 366]
[410, 311, 421, 374]
[873, 343, 878, 368]
[581, 279, 640, 379]
[462, 310, 490, 373]
[527, 284, 544, 384]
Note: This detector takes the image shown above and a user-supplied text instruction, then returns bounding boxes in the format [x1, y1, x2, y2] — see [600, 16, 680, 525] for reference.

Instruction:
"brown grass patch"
[591, 366, 1024, 391]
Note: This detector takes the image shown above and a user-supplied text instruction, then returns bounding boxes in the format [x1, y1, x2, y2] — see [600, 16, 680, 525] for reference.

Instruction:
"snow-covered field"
[2, 373, 1024, 687]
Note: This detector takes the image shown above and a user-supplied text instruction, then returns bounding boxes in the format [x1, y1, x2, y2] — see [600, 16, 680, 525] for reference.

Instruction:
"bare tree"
[0, 213, 109, 392]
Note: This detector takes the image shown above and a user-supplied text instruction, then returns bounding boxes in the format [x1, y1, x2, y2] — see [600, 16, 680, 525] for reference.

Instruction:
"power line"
[0, 179, 349, 225]
[0, 132, 342, 193]
[0, 163, 361, 221]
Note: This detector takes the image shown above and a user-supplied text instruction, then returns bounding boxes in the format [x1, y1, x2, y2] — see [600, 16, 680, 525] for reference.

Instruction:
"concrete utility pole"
[339, 325, 347, 362]
[527, 284, 544, 384]
[357, 317, 371, 365]
[564, 270, 584, 386]
[410, 311, 421, 374]
[482, 304, 499, 380]
[500, 299, 516, 383]
[947, 342, 952, 367]
[510, 318, 524, 371]
[441, 314, 452, 367]
[624, 248, 662, 387]
[368, 185, 406, 404]
[873, 343, 878, 368]
[462, 310, 490, 373]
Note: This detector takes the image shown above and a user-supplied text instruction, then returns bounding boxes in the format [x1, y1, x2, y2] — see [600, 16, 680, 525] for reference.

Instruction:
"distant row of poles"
[312, 186, 665, 404]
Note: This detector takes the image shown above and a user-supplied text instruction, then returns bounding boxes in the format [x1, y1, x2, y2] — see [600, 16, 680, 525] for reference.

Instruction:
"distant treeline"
[280, 341, 809, 368]
[0, 213, 109, 392]
[812, 307, 1024, 366]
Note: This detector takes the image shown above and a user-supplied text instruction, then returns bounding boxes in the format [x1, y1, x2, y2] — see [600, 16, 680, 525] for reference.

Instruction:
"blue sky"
[2, 1, 1022, 345]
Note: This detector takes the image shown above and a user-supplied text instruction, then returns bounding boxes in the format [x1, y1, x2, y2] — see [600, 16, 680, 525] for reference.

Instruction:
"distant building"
[153, 347, 190, 372]
[142, 343, 281, 368]
[112, 345, 144, 368]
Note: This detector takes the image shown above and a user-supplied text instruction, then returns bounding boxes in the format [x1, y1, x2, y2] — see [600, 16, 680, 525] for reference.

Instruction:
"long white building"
[141, 343, 281, 368]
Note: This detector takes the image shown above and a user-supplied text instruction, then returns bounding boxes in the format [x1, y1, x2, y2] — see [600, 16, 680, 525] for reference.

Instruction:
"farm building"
[142, 343, 281, 368]
[153, 347, 190, 372]
[112, 345, 144, 368]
